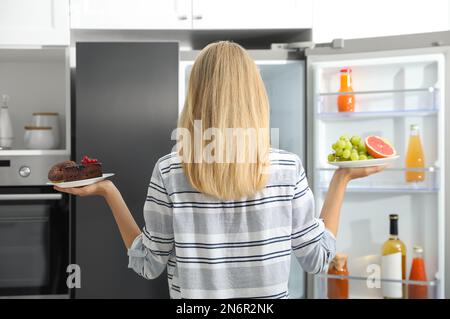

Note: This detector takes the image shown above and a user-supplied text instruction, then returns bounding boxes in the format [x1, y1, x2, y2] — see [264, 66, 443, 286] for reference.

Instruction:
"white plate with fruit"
[327, 135, 399, 168]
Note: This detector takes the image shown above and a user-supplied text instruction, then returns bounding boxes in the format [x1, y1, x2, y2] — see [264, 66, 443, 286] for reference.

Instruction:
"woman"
[56, 41, 382, 299]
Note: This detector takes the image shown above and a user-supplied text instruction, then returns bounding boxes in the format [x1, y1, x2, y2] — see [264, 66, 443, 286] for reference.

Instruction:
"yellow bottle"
[405, 124, 425, 182]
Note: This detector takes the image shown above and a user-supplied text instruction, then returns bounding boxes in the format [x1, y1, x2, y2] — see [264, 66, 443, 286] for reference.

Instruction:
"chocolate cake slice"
[48, 156, 103, 182]
[62, 163, 102, 182]
[48, 160, 77, 182]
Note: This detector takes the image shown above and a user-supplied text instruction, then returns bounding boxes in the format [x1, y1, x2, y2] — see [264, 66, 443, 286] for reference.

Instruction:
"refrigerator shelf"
[316, 109, 438, 120]
[314, 273, 439, 299]
[316, 87, 439, 115]
[318, 187, 438, 194]
[317, 87, 436, 97]
[316, 167, 439, 193]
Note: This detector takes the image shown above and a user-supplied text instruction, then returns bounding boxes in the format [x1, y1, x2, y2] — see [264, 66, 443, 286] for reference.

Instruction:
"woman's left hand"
[335, 166, 385, 182]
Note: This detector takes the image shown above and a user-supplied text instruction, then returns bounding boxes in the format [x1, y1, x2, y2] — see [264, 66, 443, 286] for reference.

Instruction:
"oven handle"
[0, 193, 63, 201]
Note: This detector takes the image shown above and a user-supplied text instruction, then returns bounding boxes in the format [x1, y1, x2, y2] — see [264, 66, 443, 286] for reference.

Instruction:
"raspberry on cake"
[48, 156, 103, 182]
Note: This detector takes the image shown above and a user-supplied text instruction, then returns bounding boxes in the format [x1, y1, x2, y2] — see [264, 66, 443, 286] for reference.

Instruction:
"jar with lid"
[327, 253, 349, 299]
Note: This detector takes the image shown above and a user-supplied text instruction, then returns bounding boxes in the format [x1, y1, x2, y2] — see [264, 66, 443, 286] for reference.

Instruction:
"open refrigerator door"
[306, 38, 449, 299]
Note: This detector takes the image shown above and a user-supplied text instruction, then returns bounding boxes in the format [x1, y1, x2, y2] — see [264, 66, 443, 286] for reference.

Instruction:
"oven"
[0, 156, 71, 298]
[0, 187, 69, 298]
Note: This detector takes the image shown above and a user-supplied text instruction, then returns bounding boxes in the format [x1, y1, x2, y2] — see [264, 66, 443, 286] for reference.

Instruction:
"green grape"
[367, 155, 374, 159]
[342, 149, 351, 159]
[337, 140, 346, 149]
[350, 153, 359, 161]
[359, 154, 368, 160]
[359, 151, 366, 156]
[332, 143, 339, 151]
[328, 153, 336, 162]
[358, 141, 366, 152]
[335, 148, 344, 157]
[351, 135, 361, 146]
[339, 134, 349, 141]
[344, 141, 352, 150]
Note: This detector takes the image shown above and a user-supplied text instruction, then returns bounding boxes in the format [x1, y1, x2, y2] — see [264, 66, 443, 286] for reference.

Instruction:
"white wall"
[312, 0, 450, 43]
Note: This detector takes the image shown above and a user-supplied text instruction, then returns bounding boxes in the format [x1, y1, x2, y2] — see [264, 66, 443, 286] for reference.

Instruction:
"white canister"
[32, 112, 60, 149]
[0, 94, 14, 149]
[24, 126, 57, 150]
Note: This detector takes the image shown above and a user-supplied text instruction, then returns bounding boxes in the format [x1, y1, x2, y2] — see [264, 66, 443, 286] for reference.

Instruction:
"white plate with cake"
[47, 156, 114, 188]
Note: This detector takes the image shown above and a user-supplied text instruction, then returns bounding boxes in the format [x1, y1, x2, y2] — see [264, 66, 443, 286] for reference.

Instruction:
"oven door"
[0, 187, 69, 298]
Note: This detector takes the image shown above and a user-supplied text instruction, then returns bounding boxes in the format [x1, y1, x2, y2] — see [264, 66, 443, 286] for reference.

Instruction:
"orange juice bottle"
[337, 68, 355, 112]
[405, 124, 425, 182]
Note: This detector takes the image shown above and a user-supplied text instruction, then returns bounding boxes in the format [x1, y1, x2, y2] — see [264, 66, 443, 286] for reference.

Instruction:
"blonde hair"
[177, 41, 270, 200]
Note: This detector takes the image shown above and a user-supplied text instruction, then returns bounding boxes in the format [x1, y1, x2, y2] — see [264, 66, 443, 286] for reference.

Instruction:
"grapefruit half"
[365, 135, 396, 158]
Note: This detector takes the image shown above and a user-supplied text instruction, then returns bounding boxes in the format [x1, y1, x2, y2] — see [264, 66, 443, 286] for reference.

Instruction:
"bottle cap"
[411, 124, 419, 131]
[340, 67, 352, 73]
[389, 214, 399, 220]
[330, 253, 348, 271]
[1, 94, 9, 108]
[413, 245, 423, 253]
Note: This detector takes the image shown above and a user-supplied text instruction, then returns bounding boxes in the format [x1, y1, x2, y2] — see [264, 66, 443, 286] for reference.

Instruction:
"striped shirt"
[127, 149, 336, 299]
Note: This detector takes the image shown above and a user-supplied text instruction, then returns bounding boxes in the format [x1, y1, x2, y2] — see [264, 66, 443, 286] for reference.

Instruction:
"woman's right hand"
[54, 179, 115, 198]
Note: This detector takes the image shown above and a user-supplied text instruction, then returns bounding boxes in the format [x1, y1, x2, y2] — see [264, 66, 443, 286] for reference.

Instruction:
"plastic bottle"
[405, 124, 425, 182]
[337, 68, 355, 112]
[408, 245, 428, 299]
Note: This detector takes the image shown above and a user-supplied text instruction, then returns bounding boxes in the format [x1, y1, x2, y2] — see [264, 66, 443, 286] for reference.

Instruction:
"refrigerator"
[179, 31, 450, 299]
[74, 42, 179, 298]
[72, 32, 449, 299]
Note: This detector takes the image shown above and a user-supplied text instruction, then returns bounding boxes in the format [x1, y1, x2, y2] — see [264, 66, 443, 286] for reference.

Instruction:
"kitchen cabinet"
[70, 0, 192, 29]
[192, 0, 312, 29]
[70, 0, 312, 30]
[312, 0, 450, 43]
[0, 0, 69, 46]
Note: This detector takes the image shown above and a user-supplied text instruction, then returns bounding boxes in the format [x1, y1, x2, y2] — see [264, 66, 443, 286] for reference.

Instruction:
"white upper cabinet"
[312, 0, 450, 43]
[70, 0, 193, 29]
[70, 0, 312, 30]
[192, 0, 312, 29]
[0, 0, 69, 46]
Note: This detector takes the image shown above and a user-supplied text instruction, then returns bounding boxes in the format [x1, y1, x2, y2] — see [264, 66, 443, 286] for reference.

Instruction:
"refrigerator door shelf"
[317, 87, 439, 115]
[314, 273, 440, 299]
[317, 109, 438, 120]
[317, 167, 439, 193]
